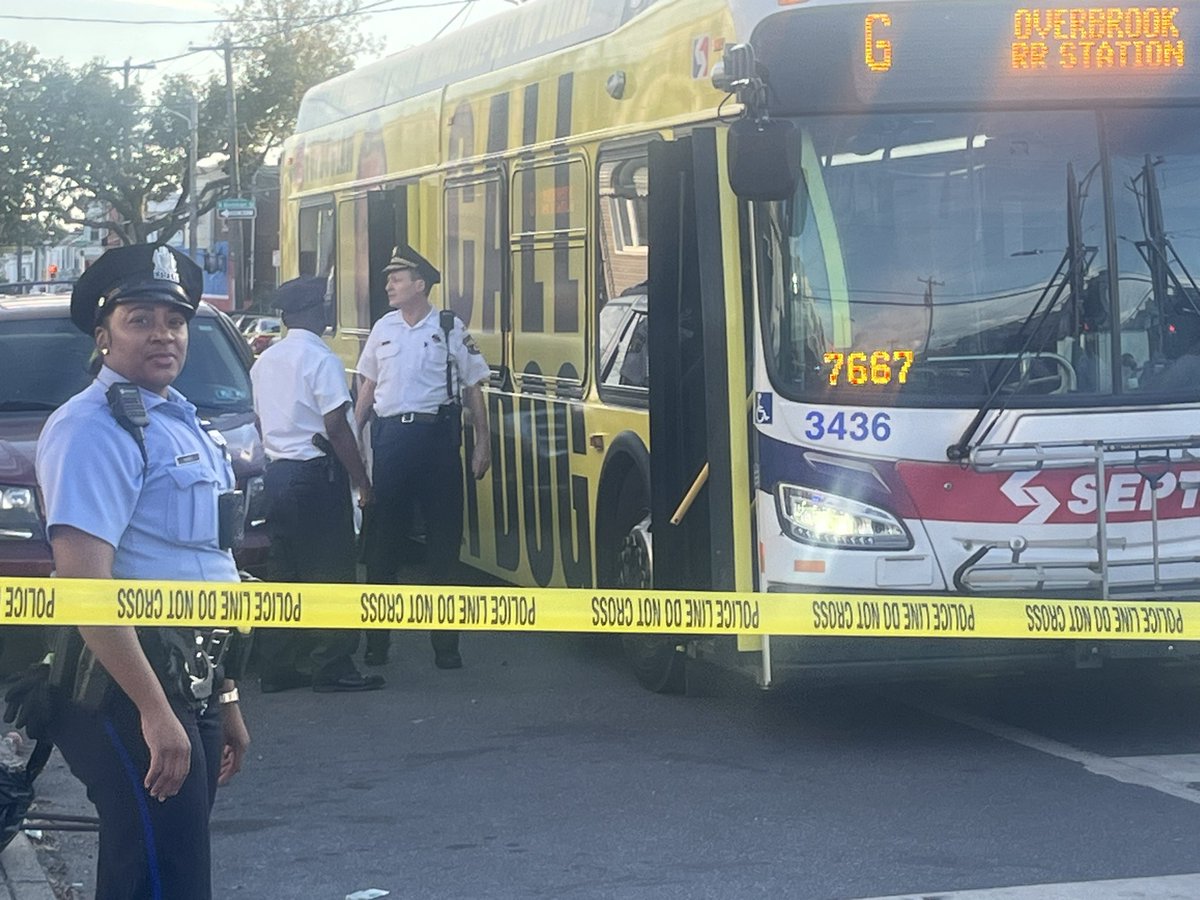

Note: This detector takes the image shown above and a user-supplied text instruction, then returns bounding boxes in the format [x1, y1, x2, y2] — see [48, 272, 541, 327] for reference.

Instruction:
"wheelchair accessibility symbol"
[755, 392, 773, 425]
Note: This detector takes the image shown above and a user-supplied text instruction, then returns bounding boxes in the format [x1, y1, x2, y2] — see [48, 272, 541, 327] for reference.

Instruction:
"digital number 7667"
[824, 350, 913, 386]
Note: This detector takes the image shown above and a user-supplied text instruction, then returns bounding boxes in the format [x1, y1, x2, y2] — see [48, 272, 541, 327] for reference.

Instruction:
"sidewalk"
[0, 833, 56, 900]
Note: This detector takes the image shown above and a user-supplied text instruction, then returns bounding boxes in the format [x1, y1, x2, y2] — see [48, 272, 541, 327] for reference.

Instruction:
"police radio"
[106, 382, 150, 466]
[438, 309, 463, 449]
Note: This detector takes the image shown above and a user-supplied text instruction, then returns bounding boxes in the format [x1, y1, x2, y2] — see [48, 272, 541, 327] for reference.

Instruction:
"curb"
[0, 832, 57, 900]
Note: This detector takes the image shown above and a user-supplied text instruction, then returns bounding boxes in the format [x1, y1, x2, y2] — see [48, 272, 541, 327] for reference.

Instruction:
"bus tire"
[617, 514, 684, 693]
[604, 477, 686, 694]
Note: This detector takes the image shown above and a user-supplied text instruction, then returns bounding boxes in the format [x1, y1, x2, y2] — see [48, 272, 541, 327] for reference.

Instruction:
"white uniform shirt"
[356, 306, 490, 417]
[251, 328, 352, 461]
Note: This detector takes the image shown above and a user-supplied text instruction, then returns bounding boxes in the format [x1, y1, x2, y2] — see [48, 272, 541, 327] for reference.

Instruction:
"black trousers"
[51, 691, 222, 900]
[257, 456, 360, 681]
[364, 416, 463, 656]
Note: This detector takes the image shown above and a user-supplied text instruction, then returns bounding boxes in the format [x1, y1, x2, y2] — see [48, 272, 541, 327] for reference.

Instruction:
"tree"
[211, 0, 382, 186]
[1, 2, 376, 250]
[39, 67, 198, 245]
[0, 41, 62, 249]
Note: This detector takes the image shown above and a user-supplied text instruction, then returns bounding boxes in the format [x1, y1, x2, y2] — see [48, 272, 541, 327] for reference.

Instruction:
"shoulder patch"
[462, 332, 481, 355]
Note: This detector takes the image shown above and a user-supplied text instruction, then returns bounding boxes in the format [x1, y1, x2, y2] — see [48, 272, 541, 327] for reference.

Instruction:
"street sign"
[217, 198, 257, 220]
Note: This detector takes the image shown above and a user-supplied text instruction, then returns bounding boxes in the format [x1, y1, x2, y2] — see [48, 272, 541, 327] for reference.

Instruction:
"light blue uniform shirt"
[37, 366, 239, 582]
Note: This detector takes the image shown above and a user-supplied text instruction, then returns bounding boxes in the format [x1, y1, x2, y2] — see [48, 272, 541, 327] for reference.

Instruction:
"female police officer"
[35, 244, 250, 900]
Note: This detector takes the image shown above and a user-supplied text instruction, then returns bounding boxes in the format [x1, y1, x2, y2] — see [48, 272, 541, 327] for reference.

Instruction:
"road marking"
[854, 872, 1200, 899]
[900, 697, 1200, 806]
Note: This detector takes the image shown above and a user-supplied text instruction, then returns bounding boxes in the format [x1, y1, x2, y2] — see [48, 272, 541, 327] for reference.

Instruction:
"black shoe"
[313, 673, 385, 693]
[364, 646, 389, 667]
[260, 670, 310, 694]
[434, 650, 462, 670]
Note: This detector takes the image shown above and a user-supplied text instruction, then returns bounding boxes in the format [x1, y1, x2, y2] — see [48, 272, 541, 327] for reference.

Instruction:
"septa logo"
[1002, 468, 1200, 524]
[692, 36, 712, 79]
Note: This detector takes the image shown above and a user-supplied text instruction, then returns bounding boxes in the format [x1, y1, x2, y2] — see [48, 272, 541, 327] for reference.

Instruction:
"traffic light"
[47, 264, 58, 280]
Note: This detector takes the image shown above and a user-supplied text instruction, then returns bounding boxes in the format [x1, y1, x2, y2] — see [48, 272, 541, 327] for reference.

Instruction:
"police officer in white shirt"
[355, 245, 491, 669]
[251, 276, 383, 693]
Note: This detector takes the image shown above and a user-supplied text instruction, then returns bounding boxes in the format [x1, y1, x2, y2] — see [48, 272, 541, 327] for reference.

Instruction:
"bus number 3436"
[805, 410, 892, 442]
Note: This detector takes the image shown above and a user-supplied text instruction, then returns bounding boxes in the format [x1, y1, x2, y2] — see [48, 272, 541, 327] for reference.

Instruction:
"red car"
[0, 296, 270, 669]
[242, 316, 283, 355]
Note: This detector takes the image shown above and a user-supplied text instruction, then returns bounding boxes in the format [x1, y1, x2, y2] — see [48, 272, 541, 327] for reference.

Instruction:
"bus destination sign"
[866, 6, 1187, 74]
[757, 1, 1198, 114]
[1009, 7, 1187, 70]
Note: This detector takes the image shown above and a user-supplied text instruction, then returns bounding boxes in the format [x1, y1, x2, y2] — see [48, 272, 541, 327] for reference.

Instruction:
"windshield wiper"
[947, 164, 1094, 461]
[1134, 154, 1200, 334]
[0, 399, 61, 412]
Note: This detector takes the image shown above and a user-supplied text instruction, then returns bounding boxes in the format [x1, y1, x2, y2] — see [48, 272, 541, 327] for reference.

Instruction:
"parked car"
[241, 315, 283, 355]
[0, 294, 270, 573]
[0, 295, 270, 670]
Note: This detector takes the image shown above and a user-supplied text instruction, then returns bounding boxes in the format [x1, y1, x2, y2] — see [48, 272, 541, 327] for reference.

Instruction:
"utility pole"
[100, 57, 156, 91]
[187, 95, 199, 258]
[190, 38, 254, 308]
[158, 100, 201, 258]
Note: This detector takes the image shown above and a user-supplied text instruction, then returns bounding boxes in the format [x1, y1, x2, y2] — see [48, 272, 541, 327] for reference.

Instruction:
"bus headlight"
[774, 483, 910, 550]
[0, 486, 40, 541]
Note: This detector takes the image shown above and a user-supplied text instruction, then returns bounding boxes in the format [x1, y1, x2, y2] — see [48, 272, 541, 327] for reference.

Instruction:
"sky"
[2, 0, 522, 91]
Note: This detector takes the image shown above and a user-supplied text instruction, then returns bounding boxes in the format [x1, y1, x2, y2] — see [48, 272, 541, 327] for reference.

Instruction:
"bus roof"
[295, 0, 663, 133]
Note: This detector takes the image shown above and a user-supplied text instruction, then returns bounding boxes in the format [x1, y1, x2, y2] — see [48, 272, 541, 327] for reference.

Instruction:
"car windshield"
[0, 313, 253, 414]
[756, 107, 1200, 406]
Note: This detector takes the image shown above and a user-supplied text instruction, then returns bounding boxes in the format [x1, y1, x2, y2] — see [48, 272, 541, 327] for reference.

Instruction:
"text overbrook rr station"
[0, 578, 1194, 641]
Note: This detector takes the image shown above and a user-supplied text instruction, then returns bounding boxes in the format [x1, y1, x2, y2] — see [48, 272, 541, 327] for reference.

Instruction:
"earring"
[100, 347, 109, 356]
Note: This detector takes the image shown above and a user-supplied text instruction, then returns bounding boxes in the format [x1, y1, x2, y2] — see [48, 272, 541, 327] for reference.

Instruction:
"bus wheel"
[617, 514, 686, 694]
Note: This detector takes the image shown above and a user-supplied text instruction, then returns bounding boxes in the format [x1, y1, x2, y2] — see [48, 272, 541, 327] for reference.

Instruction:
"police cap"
[381, 244, 440, 287]
[71, 244, 202, 334]
[273, 275, 327, 316]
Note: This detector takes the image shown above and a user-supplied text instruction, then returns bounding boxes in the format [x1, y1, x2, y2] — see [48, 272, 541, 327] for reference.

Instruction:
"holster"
[43, 627, 240, 713]
[3, 655, 60, 741]
[437, 402, 463, 449]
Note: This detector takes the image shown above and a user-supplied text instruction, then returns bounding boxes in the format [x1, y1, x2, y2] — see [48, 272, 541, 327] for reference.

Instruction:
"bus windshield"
[757, 107, 1200, 406]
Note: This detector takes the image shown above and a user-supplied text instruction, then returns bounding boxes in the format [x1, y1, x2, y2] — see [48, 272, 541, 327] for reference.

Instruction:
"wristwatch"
[218, 687, 240, 705]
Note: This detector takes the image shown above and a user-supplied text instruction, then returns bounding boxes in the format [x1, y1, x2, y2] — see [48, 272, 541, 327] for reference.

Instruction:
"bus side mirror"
[728, 118, 801, 202]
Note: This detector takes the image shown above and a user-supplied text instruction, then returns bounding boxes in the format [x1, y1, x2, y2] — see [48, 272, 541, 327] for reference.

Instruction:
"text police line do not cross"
[0, 579, 1193, 641]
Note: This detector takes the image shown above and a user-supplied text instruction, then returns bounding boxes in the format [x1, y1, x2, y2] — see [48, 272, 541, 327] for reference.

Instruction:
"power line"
[0, 0, 470, 27]
[431, 1, 472, 40]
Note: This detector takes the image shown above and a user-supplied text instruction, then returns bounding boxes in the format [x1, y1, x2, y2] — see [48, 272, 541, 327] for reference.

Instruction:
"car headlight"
[245, 475, 267, 525]
[774, 483, 910, 550]
[0, 486, 41, 541]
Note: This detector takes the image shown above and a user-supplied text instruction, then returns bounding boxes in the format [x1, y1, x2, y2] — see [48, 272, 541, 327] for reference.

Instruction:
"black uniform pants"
[364, 415, 463, 656]
[257, 456, 360, 681]
[51, 691, 222, 900]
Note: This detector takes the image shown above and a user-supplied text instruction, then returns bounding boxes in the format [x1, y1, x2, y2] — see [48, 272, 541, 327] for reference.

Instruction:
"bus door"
[646, 129, 737, 593]
[367, 186, 408, 324]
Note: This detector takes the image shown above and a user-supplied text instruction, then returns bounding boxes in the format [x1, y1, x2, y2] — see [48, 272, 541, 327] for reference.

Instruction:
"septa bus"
[280, 0, 1200, 689]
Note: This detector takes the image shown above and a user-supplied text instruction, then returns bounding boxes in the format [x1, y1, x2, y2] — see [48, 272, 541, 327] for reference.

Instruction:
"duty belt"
[386, 412, 439, 424]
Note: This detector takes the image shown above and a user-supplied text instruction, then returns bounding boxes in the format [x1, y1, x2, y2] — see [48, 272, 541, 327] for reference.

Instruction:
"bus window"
[446, 172, 506, 373]
[510, 157, 588, 392]
[598, 155, 649, 300]
[755, 111, 1130, 406]
[299, 201, 336, 326]
[598, 288, 649, 399]
[1105, 108, 1200, 395]
[597, 152, 649, 404]
[336, 198, 370, 334]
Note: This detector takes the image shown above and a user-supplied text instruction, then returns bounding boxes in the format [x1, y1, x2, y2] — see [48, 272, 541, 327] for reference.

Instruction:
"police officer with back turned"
[251, 276, 383, 693]
[356, 245, 491, 669]
[35, 244, 250, 900]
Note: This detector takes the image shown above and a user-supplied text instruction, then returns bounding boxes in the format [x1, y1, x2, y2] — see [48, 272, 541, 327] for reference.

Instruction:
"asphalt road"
[28, 631, 1200, 899]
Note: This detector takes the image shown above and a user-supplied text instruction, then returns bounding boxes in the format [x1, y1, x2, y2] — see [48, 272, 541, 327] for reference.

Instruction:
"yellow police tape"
[0, 577, 1195, 641]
